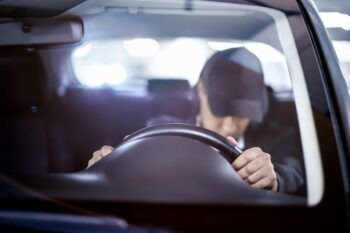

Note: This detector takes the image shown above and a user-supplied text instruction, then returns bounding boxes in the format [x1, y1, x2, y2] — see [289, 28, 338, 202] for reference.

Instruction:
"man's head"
[197, 47, 267, 138]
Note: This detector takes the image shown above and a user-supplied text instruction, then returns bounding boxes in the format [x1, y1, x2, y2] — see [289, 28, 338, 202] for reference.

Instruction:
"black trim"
[298, 0, 350, 192]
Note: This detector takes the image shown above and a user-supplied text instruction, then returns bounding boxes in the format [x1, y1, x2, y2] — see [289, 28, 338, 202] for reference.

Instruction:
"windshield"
[0, 0, 323, 206]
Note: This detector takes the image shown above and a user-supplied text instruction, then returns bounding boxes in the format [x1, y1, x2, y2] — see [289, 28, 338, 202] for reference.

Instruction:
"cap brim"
[208, 95, 264, 122]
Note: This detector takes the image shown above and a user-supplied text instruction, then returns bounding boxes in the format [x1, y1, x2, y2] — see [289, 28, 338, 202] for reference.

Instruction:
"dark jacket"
[244, 122, 306, 195]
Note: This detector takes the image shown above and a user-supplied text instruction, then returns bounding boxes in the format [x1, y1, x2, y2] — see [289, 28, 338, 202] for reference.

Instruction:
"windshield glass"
[0, 0, 323, 206]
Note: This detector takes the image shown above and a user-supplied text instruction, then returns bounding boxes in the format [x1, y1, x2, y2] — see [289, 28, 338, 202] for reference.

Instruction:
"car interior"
[1, 1, 330, 232]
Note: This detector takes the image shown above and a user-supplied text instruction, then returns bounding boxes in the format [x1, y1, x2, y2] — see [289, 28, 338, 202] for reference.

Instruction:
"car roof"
[0, 0, 299, 19]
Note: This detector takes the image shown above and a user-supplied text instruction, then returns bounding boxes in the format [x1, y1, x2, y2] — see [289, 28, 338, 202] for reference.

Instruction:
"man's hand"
[86, 145, 114, 168]
[227, 136, 278, 192]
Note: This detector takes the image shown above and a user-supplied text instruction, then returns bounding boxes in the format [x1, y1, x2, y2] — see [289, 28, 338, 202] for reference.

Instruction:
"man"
[88, 47, 305, 194]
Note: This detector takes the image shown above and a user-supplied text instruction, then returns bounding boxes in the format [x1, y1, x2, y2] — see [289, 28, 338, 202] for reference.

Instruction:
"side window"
[302, 0, 350, 196]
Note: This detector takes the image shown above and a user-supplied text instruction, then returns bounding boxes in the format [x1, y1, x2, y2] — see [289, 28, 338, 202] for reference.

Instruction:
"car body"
[0, 0, 349, 232]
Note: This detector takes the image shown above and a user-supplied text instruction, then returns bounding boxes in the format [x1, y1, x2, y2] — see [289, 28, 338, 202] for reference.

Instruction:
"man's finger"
[237, 155, 268, 179]
[100, 145, 114, 157]
[247, 162, 275, 184]
[92, 150, 102, 159]
[232, 147, 262, 170]
[250, 177, 275, 190]
[87, 156, 99, 168]
[226, 136, 238, 145]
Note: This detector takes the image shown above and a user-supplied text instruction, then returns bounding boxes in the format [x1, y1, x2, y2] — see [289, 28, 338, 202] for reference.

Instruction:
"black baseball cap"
[199, 47, 268, 122]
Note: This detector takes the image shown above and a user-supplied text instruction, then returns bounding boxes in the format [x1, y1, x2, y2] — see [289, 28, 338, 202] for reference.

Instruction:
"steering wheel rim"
[117, 123, 242, 162]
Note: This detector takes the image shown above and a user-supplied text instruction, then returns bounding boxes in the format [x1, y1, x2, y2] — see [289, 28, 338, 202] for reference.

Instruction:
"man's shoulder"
[245, 120, 297, 149]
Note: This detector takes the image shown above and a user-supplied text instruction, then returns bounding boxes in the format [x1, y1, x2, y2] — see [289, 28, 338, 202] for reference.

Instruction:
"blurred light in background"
[123, 38, 160, 57]
[207, 41, 240, 51]
[320, 12, 350, 30]
[72, 38, 292, 91]
[149, 38, 208, 86]
[332, 41, 350, 92]
[73, 43, 92, 58]
[79, 63, 127, 87]
[332, 41, 350, 62]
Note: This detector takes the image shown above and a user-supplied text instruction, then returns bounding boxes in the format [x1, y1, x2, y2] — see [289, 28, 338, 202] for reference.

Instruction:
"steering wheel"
[117, 123, 242, 163]
[19, 123, 305, 204]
